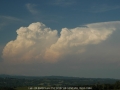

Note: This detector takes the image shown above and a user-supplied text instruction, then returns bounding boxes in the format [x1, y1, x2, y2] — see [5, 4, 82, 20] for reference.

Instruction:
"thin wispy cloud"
[51, 0, 76, 7]
[90, 4, 120, 13]
[26, 3, 39, 14]
[0, 16, 23, 30]
[0, 15, 23, 22]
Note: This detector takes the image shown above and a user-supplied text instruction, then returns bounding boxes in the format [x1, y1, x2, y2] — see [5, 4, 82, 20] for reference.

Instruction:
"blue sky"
[0, 0, 120, 79]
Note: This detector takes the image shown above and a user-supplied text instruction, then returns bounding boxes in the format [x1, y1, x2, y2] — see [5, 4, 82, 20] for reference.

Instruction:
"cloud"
[26, 3, 39, 14]
[2, 21, 120, 63]
[90, 4, 120, 13]
[51, 0, 75, 7]
[44, 21, 118, 61]
[0, 16, 23, 30]
[2, 22, 58, 63]
[0, 15, 23, 22]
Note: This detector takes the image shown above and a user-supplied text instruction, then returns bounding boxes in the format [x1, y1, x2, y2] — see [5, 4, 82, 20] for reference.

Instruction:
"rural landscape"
[1, 0, 120, 90]
[0, 74, 120, 90]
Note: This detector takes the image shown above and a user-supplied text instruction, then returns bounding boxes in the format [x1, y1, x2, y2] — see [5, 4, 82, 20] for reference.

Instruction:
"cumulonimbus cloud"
[2, 22, 58, 63]
[2, 21, 120, 63]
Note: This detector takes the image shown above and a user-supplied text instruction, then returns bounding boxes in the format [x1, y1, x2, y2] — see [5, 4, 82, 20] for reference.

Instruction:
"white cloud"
[44, 21, 118, 61]
[26, 3, 38, 14]
[2, 21, 120, 63]
[2, 22, 58, 63]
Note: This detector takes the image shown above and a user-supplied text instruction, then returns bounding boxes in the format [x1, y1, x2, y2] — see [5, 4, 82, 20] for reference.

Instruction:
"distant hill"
[0, 74, 118, 79]
[0, 74, 119, 88]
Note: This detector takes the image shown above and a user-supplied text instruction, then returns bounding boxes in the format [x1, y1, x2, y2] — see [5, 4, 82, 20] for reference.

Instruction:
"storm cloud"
[2, 21, 120, 63]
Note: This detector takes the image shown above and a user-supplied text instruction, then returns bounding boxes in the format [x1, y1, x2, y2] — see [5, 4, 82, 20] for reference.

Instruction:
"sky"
[0, 0, 120, 79]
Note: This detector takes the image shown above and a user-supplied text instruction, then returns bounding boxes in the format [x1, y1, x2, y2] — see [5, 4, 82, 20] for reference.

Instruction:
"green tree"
[114, 81, 120, 89]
